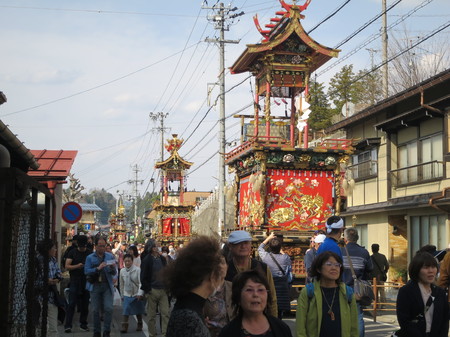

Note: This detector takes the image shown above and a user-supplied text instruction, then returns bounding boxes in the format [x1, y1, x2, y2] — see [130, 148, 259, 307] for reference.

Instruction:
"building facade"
[326, 69, 450, 281]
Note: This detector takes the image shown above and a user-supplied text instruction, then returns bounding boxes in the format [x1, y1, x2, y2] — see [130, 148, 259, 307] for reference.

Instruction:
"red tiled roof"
[28, 149, 77, 179]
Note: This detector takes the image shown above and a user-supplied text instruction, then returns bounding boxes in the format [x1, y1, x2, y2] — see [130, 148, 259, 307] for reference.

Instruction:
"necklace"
[321, 287, 337, 321]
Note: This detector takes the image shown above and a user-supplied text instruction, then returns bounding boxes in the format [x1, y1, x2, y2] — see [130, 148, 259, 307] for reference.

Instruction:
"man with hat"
[64, 234, 92, 333]
[304, 233, 326, 284]
[225, 230, 278, 317]
[317, 215, 345, 259]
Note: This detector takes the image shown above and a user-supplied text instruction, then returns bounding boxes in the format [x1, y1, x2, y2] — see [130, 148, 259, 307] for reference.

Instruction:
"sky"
[1, 0, 449, 199]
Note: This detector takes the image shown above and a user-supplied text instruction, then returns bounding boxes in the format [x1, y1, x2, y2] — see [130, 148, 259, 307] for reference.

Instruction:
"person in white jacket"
[119, 254, 145, 332]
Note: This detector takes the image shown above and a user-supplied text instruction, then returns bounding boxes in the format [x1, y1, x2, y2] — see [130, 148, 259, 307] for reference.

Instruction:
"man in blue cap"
[225, 230, 278, 317]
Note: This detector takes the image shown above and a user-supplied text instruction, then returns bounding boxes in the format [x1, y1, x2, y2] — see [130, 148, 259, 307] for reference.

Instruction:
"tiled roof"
[79, 203, 103, 212]
[28, 149, 77, 179]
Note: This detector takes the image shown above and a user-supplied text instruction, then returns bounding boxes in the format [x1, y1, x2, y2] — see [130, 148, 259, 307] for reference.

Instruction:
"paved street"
[59, 303, 401, 337]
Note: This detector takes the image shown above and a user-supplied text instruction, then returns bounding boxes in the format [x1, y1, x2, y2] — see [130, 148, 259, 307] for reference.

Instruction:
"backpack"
[306, 282, 354, 304]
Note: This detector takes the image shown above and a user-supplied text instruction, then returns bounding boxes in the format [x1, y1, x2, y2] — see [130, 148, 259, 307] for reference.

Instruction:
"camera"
[86, 271, 100, 284]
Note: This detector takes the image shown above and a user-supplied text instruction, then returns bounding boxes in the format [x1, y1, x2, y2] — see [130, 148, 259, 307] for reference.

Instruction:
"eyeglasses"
[324, 262, 342, 268]
[243, 288, 268, 295]
[97, 245, 106, 248]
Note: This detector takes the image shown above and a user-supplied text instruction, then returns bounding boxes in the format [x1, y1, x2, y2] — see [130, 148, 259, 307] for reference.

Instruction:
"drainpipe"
[429, 187, 450, 213]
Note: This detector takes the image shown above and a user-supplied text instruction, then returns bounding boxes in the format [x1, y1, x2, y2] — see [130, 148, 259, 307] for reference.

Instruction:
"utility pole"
[204, 2, 243, 237]
[382, 0, 389, 98]
[150, 112, 170, 162]
[128, 164, 143, 224]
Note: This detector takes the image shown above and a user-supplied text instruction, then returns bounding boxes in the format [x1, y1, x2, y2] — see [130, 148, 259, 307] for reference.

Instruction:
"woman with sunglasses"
[218, 269, 292, 337]
[296, 251, 359, 337]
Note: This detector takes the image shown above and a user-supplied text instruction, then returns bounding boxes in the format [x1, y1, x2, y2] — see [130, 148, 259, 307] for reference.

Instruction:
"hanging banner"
[266, 169, 334, 230]
[179, 218, 190, 236]
[162, 218, 173, 235]
[238, 175, 264, 228]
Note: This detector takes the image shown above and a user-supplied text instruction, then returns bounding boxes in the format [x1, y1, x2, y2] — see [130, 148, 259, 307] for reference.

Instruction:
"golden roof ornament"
[165, 134, 183, 154]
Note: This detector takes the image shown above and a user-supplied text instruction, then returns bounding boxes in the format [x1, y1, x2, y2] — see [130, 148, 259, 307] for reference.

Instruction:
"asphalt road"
[60, 303, 401, 337]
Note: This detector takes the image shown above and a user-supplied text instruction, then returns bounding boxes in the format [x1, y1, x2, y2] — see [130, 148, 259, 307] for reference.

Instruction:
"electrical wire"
[348, 20, 450, 87]
[184, 103, 252, 157]
[152, 7, 203, 113]
[1, 42, 202, 117]
[307, 0, 352, 34]
[334, 0, 402, 49]
[0, 5, 200, 17]
[182, 75, 252, 146]
[317, 0, 434, 77]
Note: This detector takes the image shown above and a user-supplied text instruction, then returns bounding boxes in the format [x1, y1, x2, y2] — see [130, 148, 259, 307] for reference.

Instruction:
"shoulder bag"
[373, 256, 387, 282]
[344, 246, 375, 306]
[269, 253, 293, 284]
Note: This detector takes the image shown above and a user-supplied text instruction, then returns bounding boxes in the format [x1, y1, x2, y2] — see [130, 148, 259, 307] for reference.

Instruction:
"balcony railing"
[390, 160, 444, 187]
[348, 160, 378, 180]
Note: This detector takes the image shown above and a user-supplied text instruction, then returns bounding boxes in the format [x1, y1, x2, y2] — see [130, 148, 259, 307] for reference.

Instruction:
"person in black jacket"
[164, 236, 227, 337]
[219, 269, 292, 337]
[396, 252, 449, 337]
[140, 239, 168, 337]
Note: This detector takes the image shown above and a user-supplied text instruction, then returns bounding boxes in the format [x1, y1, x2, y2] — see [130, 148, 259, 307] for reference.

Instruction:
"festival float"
[226, 0, 354, 280]
[153, 135, 195, 246]
[109, 198, 128, 242]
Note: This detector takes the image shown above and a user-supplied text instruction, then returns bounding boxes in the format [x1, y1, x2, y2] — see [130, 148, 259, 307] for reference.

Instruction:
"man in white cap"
[303, 233, 326, 284]
[225, 230, 278, 317]
[317, 216, 344, 259]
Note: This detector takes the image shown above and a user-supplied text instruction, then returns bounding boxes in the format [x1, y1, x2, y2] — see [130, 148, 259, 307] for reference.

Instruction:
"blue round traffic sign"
[62, 202, 83, 224]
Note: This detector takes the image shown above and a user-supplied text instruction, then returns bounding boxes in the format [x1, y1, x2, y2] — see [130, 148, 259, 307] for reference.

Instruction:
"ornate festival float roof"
[225, 0, 354, 238]
[153, 135, 195, 244]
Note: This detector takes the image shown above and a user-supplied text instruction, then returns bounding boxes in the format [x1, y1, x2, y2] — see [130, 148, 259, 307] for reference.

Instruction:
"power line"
[0, 5, 200, 17]
[1, 42, 201, 117]
[317, 0, 434, 77]
[153, 8, 203, 113]
[307, 0, 352, 34]
[182, 75, 251, 146]
[188, 151, 218, 175]
[334, 0, 402, 49]
[349, 20, 450, 87]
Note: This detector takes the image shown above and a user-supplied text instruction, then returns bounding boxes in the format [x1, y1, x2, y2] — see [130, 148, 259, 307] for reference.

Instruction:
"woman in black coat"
[396, 252, 449, 337]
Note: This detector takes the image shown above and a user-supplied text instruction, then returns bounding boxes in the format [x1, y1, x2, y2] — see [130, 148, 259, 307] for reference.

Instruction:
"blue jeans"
[90, 282, 113, 333]
[357, 302, 365, 337]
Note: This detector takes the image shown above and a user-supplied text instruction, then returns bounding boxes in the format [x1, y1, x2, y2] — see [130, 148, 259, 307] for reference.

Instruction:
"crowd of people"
[37, 215, 450, 337]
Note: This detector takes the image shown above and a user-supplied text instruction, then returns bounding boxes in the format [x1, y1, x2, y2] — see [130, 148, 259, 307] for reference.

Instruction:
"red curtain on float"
[162, 218, 173, 235]
[179, 218, 190, 235]
[266, 169, 333, 231]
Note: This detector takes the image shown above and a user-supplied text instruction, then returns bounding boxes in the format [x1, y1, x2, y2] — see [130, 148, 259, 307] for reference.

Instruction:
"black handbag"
[49, 284, 66, 324]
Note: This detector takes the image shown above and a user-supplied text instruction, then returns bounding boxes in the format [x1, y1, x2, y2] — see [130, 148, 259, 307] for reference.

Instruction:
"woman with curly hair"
[165, 236, 227, 337]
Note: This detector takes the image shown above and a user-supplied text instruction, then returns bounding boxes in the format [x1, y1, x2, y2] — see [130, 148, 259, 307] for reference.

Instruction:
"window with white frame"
[351, 148, 377, 179]
[396, 132, 443, 185]
[356, 224, 368, 249]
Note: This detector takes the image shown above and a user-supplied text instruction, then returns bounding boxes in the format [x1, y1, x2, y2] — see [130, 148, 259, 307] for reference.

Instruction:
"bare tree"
[388, 28, 450, 93]
[63, 173, 85, 203]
